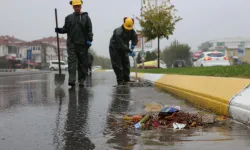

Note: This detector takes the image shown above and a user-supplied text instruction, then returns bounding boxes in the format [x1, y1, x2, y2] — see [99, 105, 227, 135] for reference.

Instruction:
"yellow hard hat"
[70, 0, 83, 6]
[123, 17, 134, 30]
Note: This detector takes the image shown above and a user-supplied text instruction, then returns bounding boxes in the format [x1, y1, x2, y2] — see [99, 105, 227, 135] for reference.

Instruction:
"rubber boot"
[79, 81, 85, 88]
[117, 80, 124, 86]
[68, 81, 76, 87]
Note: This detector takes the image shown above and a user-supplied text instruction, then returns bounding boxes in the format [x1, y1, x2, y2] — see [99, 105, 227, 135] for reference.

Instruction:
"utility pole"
[156, 0, 160, 68]
[28, 48, 30, 70]
[141, 0, 145, 69]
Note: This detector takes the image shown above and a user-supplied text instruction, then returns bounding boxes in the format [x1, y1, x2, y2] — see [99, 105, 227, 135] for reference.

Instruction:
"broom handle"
[133, 56, 138, 81]
[55, 8, 62, 75]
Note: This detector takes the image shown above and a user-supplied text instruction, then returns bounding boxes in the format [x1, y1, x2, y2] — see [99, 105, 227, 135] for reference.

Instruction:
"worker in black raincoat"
[87, 52, 94, 76]
[55, 0, 93, 87]
[109, 17, 138, 85]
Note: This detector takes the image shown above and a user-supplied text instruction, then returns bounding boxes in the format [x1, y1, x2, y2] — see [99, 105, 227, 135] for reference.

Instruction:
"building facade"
[18, 42, 56, 65]
[0, 35, 61, 68]
[33, 36, 67, 62]
[0, 36, 26, 58]
[198, 37, 250, 64]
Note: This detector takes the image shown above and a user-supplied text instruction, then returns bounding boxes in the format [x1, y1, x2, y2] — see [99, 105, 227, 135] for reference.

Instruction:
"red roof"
[0, 35, 26, 43]
[0, 39, 8, 45]
[0, 35, 63, 48]
[0, 35, 26, 45]
[16, 41, 56, 48]
[33, 36, 66, 43]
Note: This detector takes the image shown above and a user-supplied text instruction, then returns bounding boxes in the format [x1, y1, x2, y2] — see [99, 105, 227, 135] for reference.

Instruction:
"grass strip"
[131, 65, 250, 78]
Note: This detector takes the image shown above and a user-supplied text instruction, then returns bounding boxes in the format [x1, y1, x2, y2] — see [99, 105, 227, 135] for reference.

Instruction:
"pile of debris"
[120, 102, 227, 130]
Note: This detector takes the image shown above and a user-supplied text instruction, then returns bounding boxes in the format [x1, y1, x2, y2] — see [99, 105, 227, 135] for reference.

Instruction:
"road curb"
[93, 69, 113, 72]
[229, 85, 250, 125]
[131, 72, 250, 126]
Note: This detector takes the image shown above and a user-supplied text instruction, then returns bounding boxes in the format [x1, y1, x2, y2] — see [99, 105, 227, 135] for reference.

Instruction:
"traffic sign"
[238, 44, 245, 57]
[135, 34, 153, 51]
[27, 49, 32, 60]
[216, 42, 225, 47]
[215, 46, 227, 54]
[238, 48, 244, 53]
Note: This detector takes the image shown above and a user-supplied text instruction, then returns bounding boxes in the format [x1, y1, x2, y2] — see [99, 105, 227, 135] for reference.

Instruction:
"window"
[197, 54, 204, 60]
[33, 47, 36, 50]
[38, 46, 41, 50]
[207, 53, 224, 57]
[52, 62, 59, 64]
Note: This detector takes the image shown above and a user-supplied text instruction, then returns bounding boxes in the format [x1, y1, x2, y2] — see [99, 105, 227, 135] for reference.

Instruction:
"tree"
[137, 0, 182, 68]
[151, 51, 157, 60]
[145, 51, 157, 61]
[161, 40, 191, 67]
[145, 51, 152, 61]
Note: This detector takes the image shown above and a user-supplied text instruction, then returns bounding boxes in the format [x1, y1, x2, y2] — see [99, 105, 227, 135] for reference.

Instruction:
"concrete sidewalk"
[131, 72, 250, 126]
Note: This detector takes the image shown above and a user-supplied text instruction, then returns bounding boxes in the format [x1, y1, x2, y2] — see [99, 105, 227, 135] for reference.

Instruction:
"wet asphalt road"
[0, 72, 250, 150]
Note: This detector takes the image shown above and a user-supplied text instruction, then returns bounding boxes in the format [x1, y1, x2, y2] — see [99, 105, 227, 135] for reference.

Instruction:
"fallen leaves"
[117, 111, 226, 131]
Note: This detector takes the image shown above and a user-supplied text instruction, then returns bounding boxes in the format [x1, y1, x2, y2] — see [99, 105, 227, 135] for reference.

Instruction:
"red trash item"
[153, 121, 159, 127]
[132, 115, 143, 122]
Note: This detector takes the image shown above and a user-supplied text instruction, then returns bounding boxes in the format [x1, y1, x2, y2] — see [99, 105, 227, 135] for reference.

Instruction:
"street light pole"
[156, 0, 160, 68]
[141, 0, 145, 69]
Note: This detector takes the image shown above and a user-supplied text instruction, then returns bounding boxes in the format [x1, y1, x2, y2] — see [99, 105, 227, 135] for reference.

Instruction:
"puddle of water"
[0, 73, 250, 150]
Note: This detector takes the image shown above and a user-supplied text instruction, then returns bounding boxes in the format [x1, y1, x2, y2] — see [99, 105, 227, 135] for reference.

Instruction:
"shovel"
[54, 8, 65, 87]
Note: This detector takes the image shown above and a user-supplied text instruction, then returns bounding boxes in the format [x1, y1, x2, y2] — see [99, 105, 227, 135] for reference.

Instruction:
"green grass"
[131, 65, 250, 78]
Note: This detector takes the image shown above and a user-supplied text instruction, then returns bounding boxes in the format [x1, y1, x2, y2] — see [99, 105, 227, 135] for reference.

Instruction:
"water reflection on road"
[0, 72, 249, 150]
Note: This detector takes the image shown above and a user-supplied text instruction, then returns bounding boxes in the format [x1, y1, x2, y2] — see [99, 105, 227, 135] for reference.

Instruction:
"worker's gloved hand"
[55, 28, 60, 33]
[87, 41, 92, 46]
[130, 44, 135, 50]
[129, 51, 135, 57]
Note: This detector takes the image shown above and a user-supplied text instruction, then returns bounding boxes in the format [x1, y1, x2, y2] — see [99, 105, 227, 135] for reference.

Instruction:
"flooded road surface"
[0, 72, 250, 150]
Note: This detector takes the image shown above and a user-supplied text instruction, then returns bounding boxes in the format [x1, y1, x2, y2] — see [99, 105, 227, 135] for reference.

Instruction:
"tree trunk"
[157, 36, 160, 68]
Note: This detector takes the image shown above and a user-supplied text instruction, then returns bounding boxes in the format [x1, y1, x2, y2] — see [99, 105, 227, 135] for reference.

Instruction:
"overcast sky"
[1, 0, 250, 57]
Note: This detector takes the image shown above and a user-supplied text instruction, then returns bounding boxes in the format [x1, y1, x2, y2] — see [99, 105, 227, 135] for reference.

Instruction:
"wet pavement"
[0, 70, 50, 77]
[0, 72, 250, 150]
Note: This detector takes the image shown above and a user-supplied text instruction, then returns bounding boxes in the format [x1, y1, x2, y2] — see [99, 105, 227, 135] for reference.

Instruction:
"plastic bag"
[173, 122, 186, 129]
[159, 105, 180, 116]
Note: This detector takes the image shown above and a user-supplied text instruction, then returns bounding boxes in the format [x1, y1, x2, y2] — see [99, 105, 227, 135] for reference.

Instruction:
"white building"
[0, 35, 26, 57]
[0, 45, 8, 57]
[33, 36, 67, 62]
[198, 37, 250, 64]
[198, 37, 250, 54]
[18, 42, 56, 63]
[0, 35, 65, 67]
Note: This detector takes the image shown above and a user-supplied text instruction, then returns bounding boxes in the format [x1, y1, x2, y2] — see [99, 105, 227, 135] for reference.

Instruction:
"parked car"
[193, 51, 230, 67]
[49, 60, 68, 71]
[92, 66, 102, 70]
[172, 59, 186, 68]
[137, 60, 167, 69]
